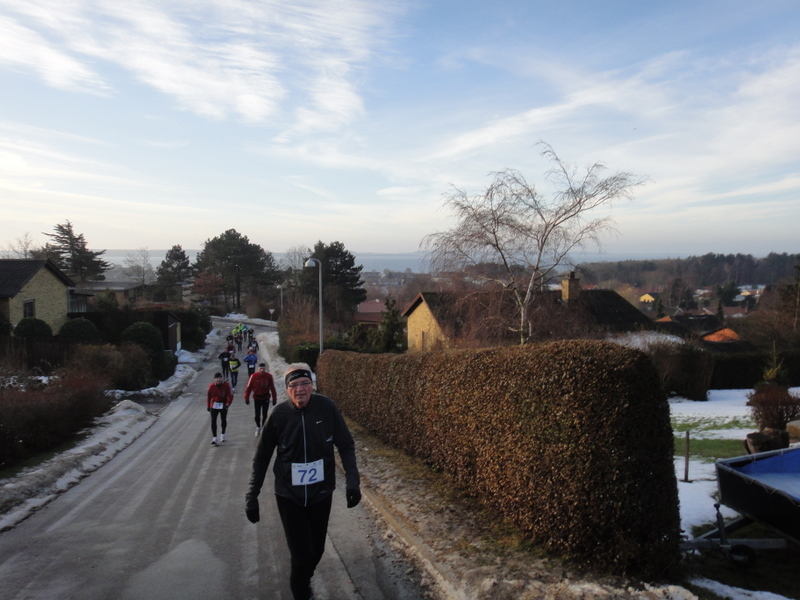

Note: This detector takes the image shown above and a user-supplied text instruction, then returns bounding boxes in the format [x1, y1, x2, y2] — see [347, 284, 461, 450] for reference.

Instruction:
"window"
[23, 300, 35, 318]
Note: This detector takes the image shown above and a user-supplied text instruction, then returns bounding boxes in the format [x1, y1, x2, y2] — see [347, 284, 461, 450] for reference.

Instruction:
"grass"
[673, 437, 747, 462]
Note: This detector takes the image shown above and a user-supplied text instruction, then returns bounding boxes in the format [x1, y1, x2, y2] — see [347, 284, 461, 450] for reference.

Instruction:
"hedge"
[317, 339, 680, 579]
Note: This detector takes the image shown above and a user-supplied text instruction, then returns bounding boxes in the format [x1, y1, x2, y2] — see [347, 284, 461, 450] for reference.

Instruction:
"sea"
[102, 250, 430, 273]
[102, 249, 680, 274]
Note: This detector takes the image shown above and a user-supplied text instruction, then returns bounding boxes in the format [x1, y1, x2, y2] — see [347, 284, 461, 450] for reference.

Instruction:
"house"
[700, 327, 757, 353]
[0, 259, 86, 332]
[554, 272, 653, 333]
[78, 280, 148, 306]
[401, 273, 651, 351]
[639, 292, 661, 304]
[354, 298, 385, 330]
[400, 292, 455, 351]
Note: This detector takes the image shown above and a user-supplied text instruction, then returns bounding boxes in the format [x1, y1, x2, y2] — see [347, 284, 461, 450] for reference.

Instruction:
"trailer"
[682, 446, 800, 564]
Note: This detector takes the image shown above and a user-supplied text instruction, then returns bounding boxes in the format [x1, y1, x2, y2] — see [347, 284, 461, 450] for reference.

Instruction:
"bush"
[13, 317, 53, 338]
[0, 369, 110, 468]
[160, 350, 178, 381]
[169, 306, 212, 351]
[647, 340, 713, 400]
[317, 341, 680, 579]
[67, 343, 153, 390]
[747, 384, 800, 430]
[120, 322, 165, 382]
[58, 317, 102, 344]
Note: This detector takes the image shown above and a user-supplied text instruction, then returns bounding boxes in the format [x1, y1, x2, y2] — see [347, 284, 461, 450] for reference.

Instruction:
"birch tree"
[422, 143, 646, 344]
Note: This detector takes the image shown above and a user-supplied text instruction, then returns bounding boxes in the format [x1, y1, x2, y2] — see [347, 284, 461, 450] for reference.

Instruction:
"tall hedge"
[120, 321, 165, 384]
[317, 340, 680, 579]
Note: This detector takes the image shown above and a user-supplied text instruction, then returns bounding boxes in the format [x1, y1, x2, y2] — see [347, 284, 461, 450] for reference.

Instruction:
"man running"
[243, 363, 277, 436]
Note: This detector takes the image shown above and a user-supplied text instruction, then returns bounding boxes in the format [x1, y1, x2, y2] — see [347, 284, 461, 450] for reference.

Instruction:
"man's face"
[214, 376, 223, 385]
[286, 377, 313, 409]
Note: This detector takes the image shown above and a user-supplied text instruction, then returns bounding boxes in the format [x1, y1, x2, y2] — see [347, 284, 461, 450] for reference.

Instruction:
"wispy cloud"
[0, 0, 404, 126]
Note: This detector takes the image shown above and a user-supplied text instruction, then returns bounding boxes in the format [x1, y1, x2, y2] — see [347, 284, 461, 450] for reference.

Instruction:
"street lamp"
[304, 258, 323, 354]
[276, 284, 283, 314]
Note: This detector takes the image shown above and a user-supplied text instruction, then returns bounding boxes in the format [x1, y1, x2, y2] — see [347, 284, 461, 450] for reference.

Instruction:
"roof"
[0, 259, 75, 298]
[564, 289, 653, 332]
[357, 299, 386, 313]
[354, 312, 382, 324]
[702, 327, 741, 343]
[401, 292, 456, 320]
[77, 280, 145, 292]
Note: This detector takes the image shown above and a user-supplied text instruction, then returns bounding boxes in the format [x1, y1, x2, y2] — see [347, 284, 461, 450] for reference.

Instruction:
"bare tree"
[123, 247, 156, 287]
[2, 232, 37, 258]
[422, 143, 646, 344]
[281, 244, 311, 288]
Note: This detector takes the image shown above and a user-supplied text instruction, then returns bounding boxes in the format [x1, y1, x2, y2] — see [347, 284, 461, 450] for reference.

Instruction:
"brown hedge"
[317, 339, 680, 579]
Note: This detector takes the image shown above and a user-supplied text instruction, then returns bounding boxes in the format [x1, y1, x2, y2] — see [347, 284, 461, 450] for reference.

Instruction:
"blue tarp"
[716, 447, 800, 544]
[736, 449, 800, 501]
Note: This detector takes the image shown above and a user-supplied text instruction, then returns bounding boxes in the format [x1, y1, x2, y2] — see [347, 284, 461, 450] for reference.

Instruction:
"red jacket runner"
[207, 381, 234, 409]
[244, 371, 277, 403]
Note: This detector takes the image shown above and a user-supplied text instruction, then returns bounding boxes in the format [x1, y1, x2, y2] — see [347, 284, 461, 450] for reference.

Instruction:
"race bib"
[291, 459, 324, 486]
[212, 402, 224, 410]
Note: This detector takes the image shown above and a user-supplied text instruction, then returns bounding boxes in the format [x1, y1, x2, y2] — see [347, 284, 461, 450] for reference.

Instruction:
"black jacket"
[246, 393, 359, 507]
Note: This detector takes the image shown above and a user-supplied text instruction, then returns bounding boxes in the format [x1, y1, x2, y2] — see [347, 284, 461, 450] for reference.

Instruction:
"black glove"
[346, 488, 362, 509]
[245, 399, 250, 405]
[245, 497, 260, 523]
[207, 407, 211, 412]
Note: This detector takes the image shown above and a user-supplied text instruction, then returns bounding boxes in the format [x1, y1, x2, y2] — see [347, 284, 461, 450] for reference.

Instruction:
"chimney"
[562, 271, 581, 303]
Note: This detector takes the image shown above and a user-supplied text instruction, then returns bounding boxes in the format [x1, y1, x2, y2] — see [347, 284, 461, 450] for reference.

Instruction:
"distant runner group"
[207, 323, 276, 445]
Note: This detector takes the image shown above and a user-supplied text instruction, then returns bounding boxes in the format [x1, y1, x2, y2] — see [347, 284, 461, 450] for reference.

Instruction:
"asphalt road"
[0, 322, 425, 600]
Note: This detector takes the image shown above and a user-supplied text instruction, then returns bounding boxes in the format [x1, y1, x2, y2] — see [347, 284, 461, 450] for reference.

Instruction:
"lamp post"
[304, 258, 323, 354]
[276, 284, 283, 314]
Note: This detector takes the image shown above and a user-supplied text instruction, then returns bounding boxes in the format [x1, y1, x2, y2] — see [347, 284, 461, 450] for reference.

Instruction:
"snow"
[0, 320, 796, 599]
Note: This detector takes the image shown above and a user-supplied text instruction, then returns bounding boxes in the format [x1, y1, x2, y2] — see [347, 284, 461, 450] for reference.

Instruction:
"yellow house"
[400, 292, 452, 352]
[0, 259, 78, 333]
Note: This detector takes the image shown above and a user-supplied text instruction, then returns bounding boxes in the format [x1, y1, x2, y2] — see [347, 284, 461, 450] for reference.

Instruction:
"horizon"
[99, 247, 797, 276]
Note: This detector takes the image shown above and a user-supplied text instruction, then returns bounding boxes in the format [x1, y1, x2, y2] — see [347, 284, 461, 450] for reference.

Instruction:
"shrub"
[647, 340, 713, 400]
[120, 321, 164, 382]
[168, 306, 212, 352]
[318, 341, 680, 579]
[58, 317, 102, 344]
[160, 350, 178, 381]
[13, 317, 53, 338]
[0, 369, 110, 468]
[66, 343, 152, 390]
[747, 384, 800, 430]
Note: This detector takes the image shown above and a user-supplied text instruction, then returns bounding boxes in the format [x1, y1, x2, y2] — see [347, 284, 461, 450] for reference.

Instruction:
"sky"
[1, 0, 799, 265]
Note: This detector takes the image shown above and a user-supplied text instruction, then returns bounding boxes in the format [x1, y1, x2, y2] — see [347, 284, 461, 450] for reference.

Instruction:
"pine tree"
[38, 220, 110, 282]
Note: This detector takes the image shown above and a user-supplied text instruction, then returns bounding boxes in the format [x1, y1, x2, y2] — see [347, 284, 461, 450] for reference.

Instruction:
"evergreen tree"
[37, 220, 110, 282]
[194, 230, 279, 308]
[155, 245, 194, 301]
[367, 296, 406, 353]
[302, 241, 366, 323]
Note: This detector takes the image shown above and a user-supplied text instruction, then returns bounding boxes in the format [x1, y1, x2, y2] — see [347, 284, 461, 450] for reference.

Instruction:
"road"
[0, 320, 425, 600]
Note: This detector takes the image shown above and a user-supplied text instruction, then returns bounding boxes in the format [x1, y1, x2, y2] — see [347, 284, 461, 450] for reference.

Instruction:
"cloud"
[0, 0, 404, 127]
[0, 15, 108, 92]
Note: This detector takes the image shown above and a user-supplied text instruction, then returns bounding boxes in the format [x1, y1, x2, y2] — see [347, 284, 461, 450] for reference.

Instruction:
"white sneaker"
[255, 427, 261, 437]
[212, 437, 218, 445]
[220, 433, 226, 442]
